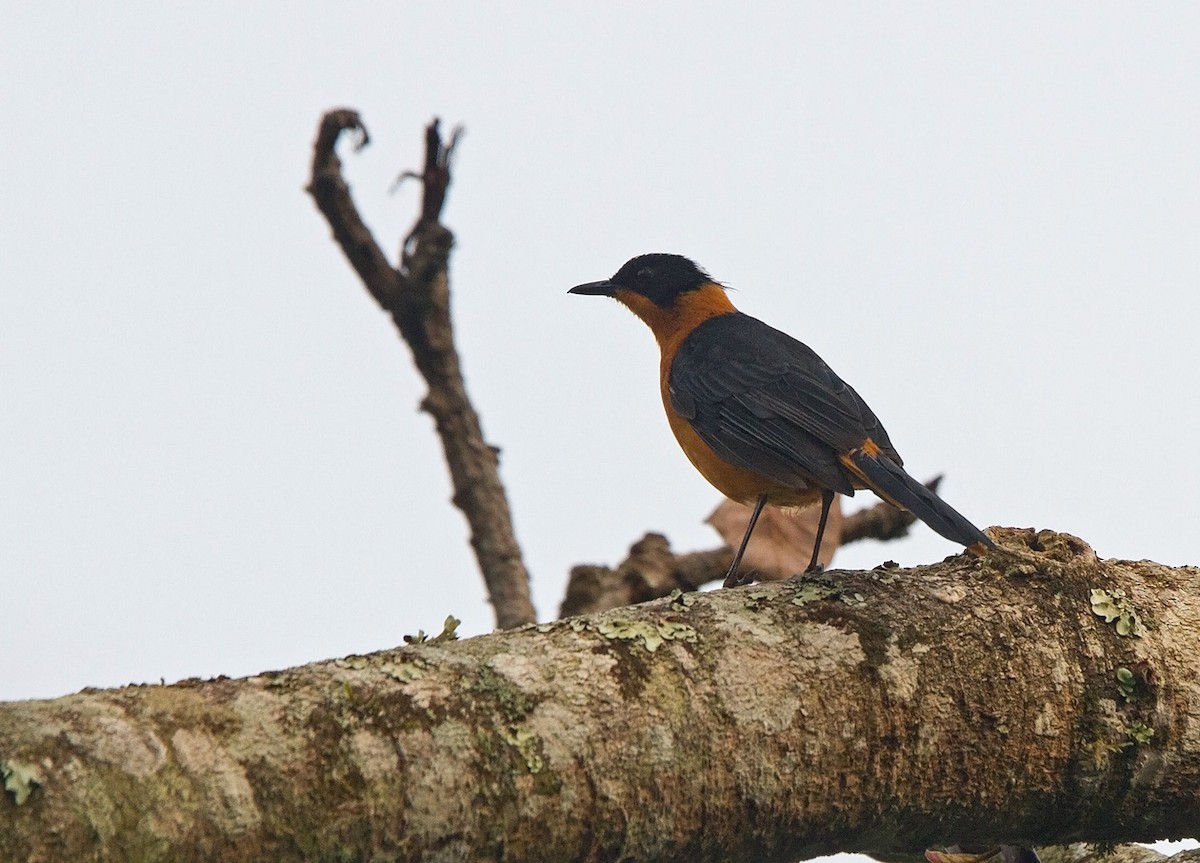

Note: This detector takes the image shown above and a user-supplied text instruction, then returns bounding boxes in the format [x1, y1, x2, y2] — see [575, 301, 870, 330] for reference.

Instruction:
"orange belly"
[661, 387, 824, 509]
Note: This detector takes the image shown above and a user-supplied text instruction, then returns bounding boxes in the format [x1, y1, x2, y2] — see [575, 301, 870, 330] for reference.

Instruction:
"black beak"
[568, 280, 616, 297]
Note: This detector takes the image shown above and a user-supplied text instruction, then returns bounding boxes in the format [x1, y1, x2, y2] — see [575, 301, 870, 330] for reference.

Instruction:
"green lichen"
[1087, 718, 1156, 765]
[596, 619, 697, 653]
[503, 727, 545, 773]
[1087, 736, 1126, 765]
[742, 589, 774, 610]
[403, 615, 461, 645]
[385, 661, 424, 683]
[471, 667, 533, 723]
[334, 655, 371, 670]
[790, 582, 837, 605]
[668, 589, 699, 610]
[1116, 667, 1136, 702]
[2, 759, 42, 806]
[1090, 588, 1145, 637]
[1126, 720, 1155, 745]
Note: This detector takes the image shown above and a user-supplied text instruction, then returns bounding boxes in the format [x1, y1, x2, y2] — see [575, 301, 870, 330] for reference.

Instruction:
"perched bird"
[570, 253, 992, 587]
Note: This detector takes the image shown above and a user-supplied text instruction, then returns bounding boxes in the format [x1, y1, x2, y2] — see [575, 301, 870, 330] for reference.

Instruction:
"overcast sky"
[4, 2, 1199, 725]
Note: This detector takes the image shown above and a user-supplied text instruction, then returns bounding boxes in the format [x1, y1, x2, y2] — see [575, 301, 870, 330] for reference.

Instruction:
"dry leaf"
[706, 497, 844, 580]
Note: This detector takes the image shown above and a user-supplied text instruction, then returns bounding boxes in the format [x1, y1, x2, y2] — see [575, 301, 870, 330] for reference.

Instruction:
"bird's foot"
[722, 568, 759, 589]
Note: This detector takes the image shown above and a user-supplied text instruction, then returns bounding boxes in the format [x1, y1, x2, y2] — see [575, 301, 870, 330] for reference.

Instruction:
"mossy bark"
[2, 529, 1198, 862]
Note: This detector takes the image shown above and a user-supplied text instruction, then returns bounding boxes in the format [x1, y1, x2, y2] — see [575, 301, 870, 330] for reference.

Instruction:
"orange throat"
[612, 282, 737, 361]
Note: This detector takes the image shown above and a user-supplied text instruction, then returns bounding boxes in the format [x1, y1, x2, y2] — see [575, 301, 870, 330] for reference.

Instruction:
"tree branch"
[306, 111, 535, 629]
[4, 529, 1197, 861]
[306, 109, 400, 307]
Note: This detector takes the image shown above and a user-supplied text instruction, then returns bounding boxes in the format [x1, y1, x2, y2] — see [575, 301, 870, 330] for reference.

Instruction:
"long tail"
[841, 446, 993, 551]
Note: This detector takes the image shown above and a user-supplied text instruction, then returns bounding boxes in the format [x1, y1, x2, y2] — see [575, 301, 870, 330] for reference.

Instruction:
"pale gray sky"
[4, 3, 1199, 718]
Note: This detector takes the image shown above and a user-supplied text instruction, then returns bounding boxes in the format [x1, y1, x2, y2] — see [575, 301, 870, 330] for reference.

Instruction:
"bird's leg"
[723, 493, 768, 588]
[805, 489, 836, 573]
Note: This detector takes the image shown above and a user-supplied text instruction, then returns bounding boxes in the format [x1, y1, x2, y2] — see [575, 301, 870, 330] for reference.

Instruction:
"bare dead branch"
[306, 109, 401, 308]
[400, 119, 462, 267]
[560, 533, 727, 618]
[306, 112, 534, 629]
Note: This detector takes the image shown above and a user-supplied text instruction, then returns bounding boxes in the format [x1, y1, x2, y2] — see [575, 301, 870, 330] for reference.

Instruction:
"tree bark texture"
[306, 110, 535, 629]
[2, 529, 1197, 862]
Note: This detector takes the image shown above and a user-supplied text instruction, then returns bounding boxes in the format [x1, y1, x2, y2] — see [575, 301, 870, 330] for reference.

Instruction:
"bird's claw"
[722, 569, 759, 589]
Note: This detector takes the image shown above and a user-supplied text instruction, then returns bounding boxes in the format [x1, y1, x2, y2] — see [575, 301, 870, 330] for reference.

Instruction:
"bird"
[569, 253, 993, 587]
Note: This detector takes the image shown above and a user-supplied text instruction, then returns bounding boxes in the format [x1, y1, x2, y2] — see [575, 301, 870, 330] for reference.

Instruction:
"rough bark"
[3, 529, 1198, 862]
[928, 842, 1196, 863]
[306, 110, 535, 629]
[1037, 844, 1191, 863]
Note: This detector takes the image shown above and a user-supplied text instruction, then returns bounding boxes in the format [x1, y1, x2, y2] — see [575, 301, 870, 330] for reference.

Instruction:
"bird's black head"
[570, 253, 715, 308]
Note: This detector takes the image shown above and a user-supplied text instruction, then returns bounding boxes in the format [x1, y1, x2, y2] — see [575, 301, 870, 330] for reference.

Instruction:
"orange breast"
[658, 366, 822, 508]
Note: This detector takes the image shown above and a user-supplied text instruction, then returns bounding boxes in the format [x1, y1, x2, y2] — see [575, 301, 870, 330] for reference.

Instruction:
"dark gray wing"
[668, 312, 901, 495]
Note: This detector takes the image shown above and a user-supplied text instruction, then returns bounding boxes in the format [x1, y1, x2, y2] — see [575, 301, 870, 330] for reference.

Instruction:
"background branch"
[306, 111, 535, 629]
[561, 480, 937, 617]
[841, 474, 942, 544]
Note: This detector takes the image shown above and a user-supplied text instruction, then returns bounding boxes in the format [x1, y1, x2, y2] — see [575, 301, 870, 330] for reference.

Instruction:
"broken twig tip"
[390, 170, 421, 195]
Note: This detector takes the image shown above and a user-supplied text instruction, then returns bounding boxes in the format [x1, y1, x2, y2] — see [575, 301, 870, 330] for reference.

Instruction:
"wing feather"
[669, 312, 900, 495]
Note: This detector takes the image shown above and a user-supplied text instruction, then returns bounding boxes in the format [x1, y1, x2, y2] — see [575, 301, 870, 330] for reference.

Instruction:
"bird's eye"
[636, 267, 654, 283]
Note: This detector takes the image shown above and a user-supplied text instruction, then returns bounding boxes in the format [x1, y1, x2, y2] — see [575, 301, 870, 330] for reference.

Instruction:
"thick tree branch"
[4, 529, 1197, 861]
[306, 111, 535, 629]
